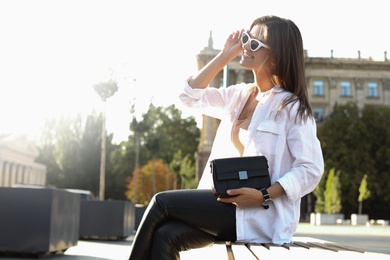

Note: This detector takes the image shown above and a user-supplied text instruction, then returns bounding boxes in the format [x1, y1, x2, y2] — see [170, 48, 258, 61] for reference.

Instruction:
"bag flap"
[211, 156, 268, 174]
[216, 169, 270, 181]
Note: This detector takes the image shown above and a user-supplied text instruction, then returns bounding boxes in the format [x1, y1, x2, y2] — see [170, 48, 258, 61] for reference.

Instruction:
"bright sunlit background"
[1, 0, 389, 143]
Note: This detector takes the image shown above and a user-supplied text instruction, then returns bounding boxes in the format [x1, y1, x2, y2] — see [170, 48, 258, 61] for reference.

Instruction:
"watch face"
[263, 199, 272, 206]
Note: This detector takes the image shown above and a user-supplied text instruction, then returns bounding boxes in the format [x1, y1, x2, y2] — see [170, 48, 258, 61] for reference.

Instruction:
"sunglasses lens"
[242, 33, 249, 44]
[250, 41, 260, 51]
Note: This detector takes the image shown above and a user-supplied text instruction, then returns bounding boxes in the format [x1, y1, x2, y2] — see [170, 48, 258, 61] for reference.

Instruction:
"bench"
[180, 236, 390, 260]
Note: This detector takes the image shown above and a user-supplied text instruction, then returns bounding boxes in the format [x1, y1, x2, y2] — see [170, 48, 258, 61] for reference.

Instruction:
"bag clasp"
[238, 171, 248, 180]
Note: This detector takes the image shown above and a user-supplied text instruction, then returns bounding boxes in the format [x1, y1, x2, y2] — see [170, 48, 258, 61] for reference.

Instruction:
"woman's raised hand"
[221, 29, 244, 61]
[187, 29, 244, 89]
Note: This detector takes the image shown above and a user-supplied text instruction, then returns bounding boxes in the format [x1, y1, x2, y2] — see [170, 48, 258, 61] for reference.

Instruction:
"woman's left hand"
[217, 188, 263, 208]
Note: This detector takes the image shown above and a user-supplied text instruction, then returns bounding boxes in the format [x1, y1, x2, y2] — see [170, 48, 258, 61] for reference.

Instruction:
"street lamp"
[93, 80, 118, 200]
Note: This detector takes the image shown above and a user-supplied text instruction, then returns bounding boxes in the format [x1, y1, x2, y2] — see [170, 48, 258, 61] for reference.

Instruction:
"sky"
[1, 0, 389, 144]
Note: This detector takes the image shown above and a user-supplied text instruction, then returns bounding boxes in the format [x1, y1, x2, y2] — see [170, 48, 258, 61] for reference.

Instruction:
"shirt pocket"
[255, 120, 284, 155]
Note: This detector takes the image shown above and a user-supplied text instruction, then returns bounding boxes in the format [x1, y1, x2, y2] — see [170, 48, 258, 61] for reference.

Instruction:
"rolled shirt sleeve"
[277, 117, 324, 202]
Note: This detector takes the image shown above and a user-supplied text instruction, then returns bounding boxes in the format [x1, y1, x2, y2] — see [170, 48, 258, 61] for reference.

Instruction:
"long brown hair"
[251, 16, 313, 122]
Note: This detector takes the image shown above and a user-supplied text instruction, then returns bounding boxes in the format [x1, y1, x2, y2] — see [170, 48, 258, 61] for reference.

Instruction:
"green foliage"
[361, 105, 390, 204]
[170, 151, 199, 189]
[35, 101, 200, 202]
[125, 104, 200, 201]
[323, 168, 342, 214]
[125, 159, 175, 204]
[93, 80, 118, 102]
[358, 174, 371, 214]
[313, 173, 326, 213]
[132, 104, 199, 164]
[317, 102, 390, 218]
[358, 174, 371, 202]
[36, 112, 115, 196]
[179, 155, 198, 189]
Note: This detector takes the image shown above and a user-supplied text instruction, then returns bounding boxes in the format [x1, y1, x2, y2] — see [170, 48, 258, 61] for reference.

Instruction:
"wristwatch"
[260, 188, 272, 209]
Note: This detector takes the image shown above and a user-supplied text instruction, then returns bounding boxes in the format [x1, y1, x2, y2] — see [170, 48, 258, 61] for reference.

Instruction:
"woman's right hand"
[187, 29, 244, 89]
[220, 30, 244, 62]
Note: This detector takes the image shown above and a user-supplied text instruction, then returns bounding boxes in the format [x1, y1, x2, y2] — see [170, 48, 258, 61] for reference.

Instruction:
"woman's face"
[239, 24, 272, 73]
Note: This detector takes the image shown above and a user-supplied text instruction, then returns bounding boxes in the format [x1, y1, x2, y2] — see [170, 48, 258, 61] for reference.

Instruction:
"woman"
[128, 15, 324, 260]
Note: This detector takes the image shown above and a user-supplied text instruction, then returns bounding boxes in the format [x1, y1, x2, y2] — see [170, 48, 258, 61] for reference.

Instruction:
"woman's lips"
[242, 51, 254, 59]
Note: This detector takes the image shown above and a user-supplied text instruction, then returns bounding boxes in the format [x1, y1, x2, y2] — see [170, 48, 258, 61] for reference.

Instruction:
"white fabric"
[179, 80, 324, 244]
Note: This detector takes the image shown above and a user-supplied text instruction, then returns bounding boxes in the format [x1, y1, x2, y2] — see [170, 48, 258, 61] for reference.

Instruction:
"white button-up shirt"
[179, 81, 324, 244]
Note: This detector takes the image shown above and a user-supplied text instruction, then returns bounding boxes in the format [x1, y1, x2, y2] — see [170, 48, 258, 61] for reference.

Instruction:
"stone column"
[0, 160, 3, 187]
[30, 169, 37, 185]
[9, 163, 17, 187]
[25, 167, 32, 184]
[22, 166, 29, 184]
[327, 77, 337, 110]
[381, 79, 390, 103]
[15, 164, 22, 185]
[3, 162, 10, 187]
[354, 78, 364, 108]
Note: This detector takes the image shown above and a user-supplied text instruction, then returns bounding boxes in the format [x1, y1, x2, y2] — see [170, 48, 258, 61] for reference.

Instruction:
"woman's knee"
[154, 221, 215, 252]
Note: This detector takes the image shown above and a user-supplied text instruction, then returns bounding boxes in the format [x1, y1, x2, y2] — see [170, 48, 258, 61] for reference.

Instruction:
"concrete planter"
[310, 213, 344, 225]
[0, 187, 80, 256]
[79, 200, 135, 240]
[135, 204, 147, 230]
[351, 214, 369, 225]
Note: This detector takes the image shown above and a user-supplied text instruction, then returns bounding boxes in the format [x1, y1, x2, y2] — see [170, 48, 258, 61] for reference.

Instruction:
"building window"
[340, 81, 351, 96]
[368, 82, 379, 97]
[313, 80, 324, 96]
[313, 107, 324, 122]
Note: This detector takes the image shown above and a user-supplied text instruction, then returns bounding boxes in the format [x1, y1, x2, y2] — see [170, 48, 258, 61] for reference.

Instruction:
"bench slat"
[229, 243, 257, 260]
[180, 243, 228, 260]
[247, 244, 275, 259]
[323, 242, 366, 253]
[180, 236, 390, 260]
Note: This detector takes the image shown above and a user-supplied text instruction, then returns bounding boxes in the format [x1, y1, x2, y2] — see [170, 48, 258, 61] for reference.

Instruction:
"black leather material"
[151, 220, 215, 259]
[210, 156, 271, 198]
[128, 189, 236, 260]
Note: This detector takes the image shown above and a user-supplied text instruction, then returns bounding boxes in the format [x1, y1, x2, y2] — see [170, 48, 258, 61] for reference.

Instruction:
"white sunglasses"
[241, 32, 270, 51]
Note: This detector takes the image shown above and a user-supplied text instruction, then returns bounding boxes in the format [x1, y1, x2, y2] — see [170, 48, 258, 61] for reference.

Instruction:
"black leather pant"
[128, 189, 237, 260]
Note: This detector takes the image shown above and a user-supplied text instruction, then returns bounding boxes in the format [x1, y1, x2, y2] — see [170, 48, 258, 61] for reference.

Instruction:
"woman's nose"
[242, 41, 251, 50]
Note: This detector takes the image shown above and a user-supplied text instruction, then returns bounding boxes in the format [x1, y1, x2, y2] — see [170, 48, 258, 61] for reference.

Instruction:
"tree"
[179, 154, 198, 189]
[170, 150, 198, 189]
[36, 102, 200, 203]
[358, 174, 371, 215]
[36, 112, 115, 196]
[125, 159, 175, 204]
[122, 103, 200, 202]
[36, 118, 63, 186]
[134, 104, 199, 164]
[318, 102, 370, 215]
[318, 103, 390, 219]
[313, 173, 326, 213]
[51, 115, 84, 188]
[93, 81, 119, 102]
[360, 105, 390, 209]
[105, 140, 136, 200]
[129, 115, 152, 203]
[323, 168, 342, 214]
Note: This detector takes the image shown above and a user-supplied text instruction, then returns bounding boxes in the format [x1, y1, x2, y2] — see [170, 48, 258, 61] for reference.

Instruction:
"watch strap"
[260, 188, 270, 209]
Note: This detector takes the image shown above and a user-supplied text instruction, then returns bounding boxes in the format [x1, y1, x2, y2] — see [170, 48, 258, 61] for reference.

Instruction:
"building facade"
[0, 135, 47, 187]
[195, 34, 390, 220]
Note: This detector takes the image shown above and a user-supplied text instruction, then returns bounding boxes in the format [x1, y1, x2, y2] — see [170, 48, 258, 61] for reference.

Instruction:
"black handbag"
[210, 156, 270, 198]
